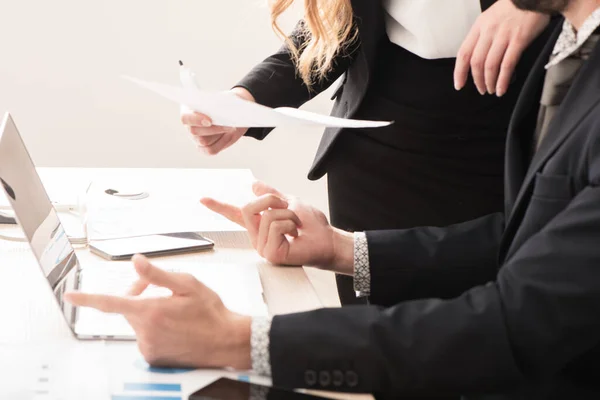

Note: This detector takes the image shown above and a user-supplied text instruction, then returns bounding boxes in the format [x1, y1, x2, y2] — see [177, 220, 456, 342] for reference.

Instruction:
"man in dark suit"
[67, 0, 600, 398]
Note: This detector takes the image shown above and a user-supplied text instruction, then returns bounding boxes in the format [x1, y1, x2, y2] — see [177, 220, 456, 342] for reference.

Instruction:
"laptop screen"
[0, 113, 79, 332]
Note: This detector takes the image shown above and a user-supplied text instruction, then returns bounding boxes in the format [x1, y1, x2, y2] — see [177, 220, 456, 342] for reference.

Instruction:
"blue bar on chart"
[112, 396, 181, 400]
[113, 381, 183, 400]
[123, 383, 182, 392]
[134, 359, 194, 374]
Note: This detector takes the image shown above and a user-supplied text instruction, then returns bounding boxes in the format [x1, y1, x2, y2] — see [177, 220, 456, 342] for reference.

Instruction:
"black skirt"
[327, 94, 506, 232]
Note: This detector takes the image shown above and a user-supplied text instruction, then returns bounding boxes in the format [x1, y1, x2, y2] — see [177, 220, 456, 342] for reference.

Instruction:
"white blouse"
[383, 0, 482, 59]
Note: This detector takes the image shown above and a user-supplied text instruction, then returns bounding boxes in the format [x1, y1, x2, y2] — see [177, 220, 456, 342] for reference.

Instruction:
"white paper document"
[124, 76, 393, 128]
[0, 340, 268, 400]
[0, 340, 110, 400]
[103, 343, 271, 399]
[84, 169, 253, 240]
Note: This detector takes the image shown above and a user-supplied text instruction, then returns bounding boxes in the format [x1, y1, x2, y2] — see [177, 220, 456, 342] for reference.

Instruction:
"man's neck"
[563, 0, 600, 30]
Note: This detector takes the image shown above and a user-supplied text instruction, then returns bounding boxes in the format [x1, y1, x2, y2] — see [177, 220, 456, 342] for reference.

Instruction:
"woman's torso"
[325, 32, 547, 232]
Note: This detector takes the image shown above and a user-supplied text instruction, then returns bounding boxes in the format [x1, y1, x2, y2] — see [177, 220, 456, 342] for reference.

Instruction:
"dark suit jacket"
[268, 21, 600, 399]
[237, 0, 500, 180]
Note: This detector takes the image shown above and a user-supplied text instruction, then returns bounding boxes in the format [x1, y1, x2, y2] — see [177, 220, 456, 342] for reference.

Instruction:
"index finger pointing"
[64, 292, 141, 315]
[200, 197, 245, 227]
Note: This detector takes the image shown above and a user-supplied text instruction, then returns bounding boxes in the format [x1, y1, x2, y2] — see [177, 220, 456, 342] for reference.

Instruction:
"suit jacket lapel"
[349, 0, 385, 98]
[503, 24, 561, 218]
[308, 0, 384, 178]
[500, 27, 600, 261]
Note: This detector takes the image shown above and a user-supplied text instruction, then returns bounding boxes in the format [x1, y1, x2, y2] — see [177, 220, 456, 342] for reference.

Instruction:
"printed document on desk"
[0, 340, 270, 400]
[85, 169, 253, 240]
[104, 343, 272, 400]
[124, 76, 393, 128]
[0, 340, 110, 400]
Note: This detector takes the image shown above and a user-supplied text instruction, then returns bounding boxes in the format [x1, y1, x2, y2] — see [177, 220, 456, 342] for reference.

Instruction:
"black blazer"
[268, 22, 600, 399]
[237, 0, 500, 180]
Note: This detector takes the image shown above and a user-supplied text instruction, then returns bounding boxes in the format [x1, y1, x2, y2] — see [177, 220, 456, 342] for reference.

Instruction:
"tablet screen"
[90, 233, 213, 259]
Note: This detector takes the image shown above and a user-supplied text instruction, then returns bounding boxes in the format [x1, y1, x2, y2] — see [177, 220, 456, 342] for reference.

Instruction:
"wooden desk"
[0, 168, 371, 399]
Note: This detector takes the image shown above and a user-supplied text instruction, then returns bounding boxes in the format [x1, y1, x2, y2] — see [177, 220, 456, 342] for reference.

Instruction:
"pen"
[0, 211, 16, 224]
[179, 60, 201, 92]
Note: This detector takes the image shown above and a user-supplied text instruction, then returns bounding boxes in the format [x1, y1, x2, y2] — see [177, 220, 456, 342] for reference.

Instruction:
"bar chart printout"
[112, 382, 183, 400]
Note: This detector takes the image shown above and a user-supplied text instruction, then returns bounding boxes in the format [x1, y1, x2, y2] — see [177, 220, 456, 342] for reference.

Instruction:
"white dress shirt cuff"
[250, 316, 273, 377]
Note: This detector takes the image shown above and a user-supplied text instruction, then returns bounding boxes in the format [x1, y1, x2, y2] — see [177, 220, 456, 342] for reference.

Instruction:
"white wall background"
[0, 0, 334, 212]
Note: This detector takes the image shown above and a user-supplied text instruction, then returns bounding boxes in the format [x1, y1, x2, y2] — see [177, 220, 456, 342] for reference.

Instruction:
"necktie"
[534, 34, 600, 151]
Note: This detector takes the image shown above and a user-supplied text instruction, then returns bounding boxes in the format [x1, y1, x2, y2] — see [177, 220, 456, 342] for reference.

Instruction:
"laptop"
[0, 112, 267, 340]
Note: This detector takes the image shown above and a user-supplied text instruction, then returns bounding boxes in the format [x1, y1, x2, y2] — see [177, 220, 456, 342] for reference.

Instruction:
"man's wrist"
[217, 313, 252, 370]
[331, 228, 355, 275]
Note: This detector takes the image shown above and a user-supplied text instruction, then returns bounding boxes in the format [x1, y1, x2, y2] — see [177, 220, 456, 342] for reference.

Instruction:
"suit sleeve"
[366, 212, 504, 306]
[269, 182, 600, 396]
[235, 21, 358, 140]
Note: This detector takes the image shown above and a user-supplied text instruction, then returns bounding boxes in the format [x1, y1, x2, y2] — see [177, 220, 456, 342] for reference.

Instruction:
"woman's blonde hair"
[269, 0, 357, 88]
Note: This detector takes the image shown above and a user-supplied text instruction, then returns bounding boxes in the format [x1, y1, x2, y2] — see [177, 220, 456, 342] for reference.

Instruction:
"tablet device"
[189, 378, 330, 399]
[89, 232, 214, 260]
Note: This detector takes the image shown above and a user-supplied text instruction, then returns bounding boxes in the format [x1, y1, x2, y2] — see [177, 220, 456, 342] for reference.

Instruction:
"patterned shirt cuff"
[353, 231, 371, 297]
[250, 317, 273, 377]
[249, 384, 270, 400]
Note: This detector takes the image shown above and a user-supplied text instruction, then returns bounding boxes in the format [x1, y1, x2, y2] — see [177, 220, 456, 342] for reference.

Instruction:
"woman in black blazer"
[182, 0, 553, 305]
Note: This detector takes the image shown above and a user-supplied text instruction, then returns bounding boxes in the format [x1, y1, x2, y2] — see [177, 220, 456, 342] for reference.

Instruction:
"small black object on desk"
[0, 212, 16, 224]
